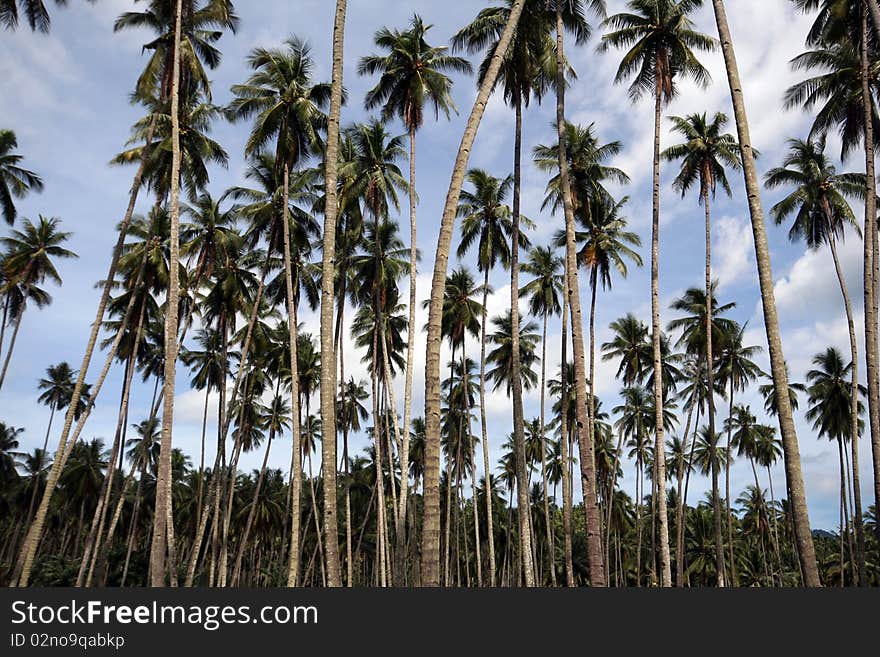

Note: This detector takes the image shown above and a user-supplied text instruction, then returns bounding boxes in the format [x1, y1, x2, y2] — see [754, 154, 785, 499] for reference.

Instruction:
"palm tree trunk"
[826, 232, 866, 584]
[396, 124, 418, 585]
[420, 0, 526, 587]
[283, 172, 304, 588]
[509, 93, 535, 588]
[479, 269, 496, 585]
[539, 310, 555, 586]
[231, 429, 275, 585]
[370, 327, 388, 587]
[0, 280, 30, 391]
[554, 4, 605, 586]
[859, 5, 880, 552]
[121, 461, 146, 587]
[675, 400, 695, 586]
[149, 0, 183, 587]
[195, 384, 209, 539]
[317, 0, 347, 590]
[648, 65, 673, 589]
[725, 382, 737, 586]
[459, 336, 482, 586]
[559, 267, 574, 587]
[710, 0, 821, 586]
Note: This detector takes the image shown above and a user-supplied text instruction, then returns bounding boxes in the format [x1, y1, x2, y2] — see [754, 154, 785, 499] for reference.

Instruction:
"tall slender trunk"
[0, 280, 31, 391]
[195, 383, 209, 538]
[538, 310, 555, 586]
[701, 182, 725, 587]
[859, 4, 880, 550]
[554, 6, 605, 585]
[149, 0, 183, 586]
[675, 399, 695, 586]
[396, 125, 418, 585]
[478, 270, 496, 585]
[559, 266, 574, 587]
[647, 67, 673, 588]
[283, 171, 304, 587]
[509, 95, 534, 587]
[711, 0, 820, 585]
[826, 231, 865, 584]
[420, 0, 526, 587]
[318, 0, 347, 589]
[724, 382, 736, 586]
[371, 326, 388, 587]
[459, 335, 482, 586]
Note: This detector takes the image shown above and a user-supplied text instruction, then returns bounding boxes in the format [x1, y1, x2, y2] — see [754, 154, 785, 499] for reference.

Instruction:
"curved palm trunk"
[712, 0, 820, 585]
[0, 280, 31, 392]
[509, 95, 534, 587]
[554, 6, 605, 586]
[317, 0, 348, 589]
[478, 270, 496, 585]
[420, 0, 526, 587]
[858, 6, 880, 552]
[559, 267, 574, 587]
[825, 231, 865, 584]
[149, 0, 184, 586]
[396, 125, 419, 585]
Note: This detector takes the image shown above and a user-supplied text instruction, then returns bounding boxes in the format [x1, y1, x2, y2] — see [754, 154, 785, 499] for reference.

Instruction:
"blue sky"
[0, 0, 873, 531]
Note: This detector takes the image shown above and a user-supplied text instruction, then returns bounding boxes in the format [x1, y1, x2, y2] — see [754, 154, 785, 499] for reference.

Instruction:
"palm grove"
[0, 0, 879, 588]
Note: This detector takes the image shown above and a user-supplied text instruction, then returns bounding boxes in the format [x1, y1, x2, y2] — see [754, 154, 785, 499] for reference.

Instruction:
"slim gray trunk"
[420, 0, 526, 587]
[711, 0, 821, 585]
[559, 266, 574, 587]
[554, 6, 605, 585]
[479, 270, 496, 585]
[318, 0, 347, 589]
[539, 310, 555, 585]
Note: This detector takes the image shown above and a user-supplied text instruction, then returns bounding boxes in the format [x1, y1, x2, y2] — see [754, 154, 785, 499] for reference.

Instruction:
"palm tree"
[420, 0, 526, 587]
[765, 135, 867, 579]
[359, 22, 471, 581]
[486, 310, 540, 395]
[457, 167, 523, 585]
[149, 0, 185, 587]
[228, 34, 330, 587]
[519, 244, 563, 585]
[0, 129, 43, 226]
[708, 0, 821, 586]
[0, 216, 76, 391]
[315, 0, 348, 589]
[602, 0, 715, 587]
[453, 0, 585, 587]
[662, 111, 741, 584]
[337, 377, 369, 585]
[806, 347, 865, 585]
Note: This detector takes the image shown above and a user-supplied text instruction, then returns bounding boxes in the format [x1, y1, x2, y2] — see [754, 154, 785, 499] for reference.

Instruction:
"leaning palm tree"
[806, 347, 865, 585]
[0, 216, 77, 391]
[602, 0, 715, 587]
[519, 244, 563, 585]
[419, 0, 527, 587]
[457, 167, 524, 585]
[0, 129, 43, 226]
[708, 0, 821, 586]
[764, 135, 867, 580]
[358, 20, 471, 582]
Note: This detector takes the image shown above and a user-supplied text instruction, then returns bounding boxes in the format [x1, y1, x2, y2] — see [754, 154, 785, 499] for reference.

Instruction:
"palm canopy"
[430, 266, 485, 351]
[602, 313, 651, 386]
[452, 0, 596, 109]
[533, 121, 629, 216]
[486, 308, 540, 394]
[661, 111, 741, 200]
[358, 14, 472, 132]
[0, 130, 44, 226]
[456, 168, 531, 273]
[667, 283, 738, 358]
[806, 347, 865, 444]
[785, 40, 880, 160]
[519, 245, 564, 319]
[600, 0, 715, 104]
[1, 215, 76, 289]
[764, 136, 864, 249]
[345, 120, 408, 221]
[0, 0, 95, 33]
[114, 0, 239, 103]
[571, 194, 642, 292]
[716, 324, 764, 397]
[228, 36, 331, 169]
[36, 361, 83, 413]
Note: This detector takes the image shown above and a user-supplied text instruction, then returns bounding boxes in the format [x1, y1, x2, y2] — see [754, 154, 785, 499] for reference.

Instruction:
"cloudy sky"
[0, 0, 873, 531]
